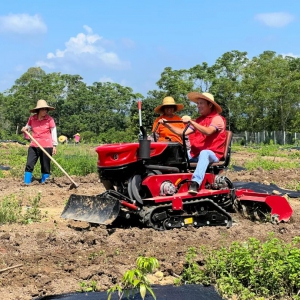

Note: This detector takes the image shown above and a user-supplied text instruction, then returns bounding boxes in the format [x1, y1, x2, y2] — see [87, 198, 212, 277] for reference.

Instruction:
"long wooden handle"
[24, 130, 79, 188]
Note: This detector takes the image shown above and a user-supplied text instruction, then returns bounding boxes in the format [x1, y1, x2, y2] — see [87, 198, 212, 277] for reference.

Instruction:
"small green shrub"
[21, 192, 46, 224]
[0, 194, 22, 224]
[77, 280, 98, 292]
[177, 235, 300, 300]
[107, 256, 159, 300]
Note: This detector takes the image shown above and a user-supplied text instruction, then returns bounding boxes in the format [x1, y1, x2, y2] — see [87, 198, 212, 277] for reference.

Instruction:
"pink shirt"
[27, 114, 56, 148]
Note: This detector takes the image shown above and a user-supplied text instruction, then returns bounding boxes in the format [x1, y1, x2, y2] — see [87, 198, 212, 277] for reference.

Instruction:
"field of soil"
[0, 150, 300, 300]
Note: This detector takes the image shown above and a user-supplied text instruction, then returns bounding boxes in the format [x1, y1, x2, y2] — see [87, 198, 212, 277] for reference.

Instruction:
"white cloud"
[0, 13, 47, 34]
[281, 52, 300, 58]
[255, 12, 295, 28]
[40, 26, 130, 70]
[36, 60, 55, 69]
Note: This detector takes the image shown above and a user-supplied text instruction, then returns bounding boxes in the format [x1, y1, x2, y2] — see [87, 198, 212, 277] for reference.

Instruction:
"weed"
[0, 192, 45, 224]
[0, 194, 22, 224]
[77, 280, 97, 292]
[22, 192, 45, 224]
[88, 252, 99, 260]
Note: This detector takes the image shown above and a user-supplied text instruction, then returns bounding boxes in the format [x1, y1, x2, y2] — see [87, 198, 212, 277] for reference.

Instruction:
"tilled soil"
[0, 151, 300, 300]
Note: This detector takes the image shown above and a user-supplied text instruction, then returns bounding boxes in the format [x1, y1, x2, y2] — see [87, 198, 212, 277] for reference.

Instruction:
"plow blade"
[61, 193, 120, 224]
[236, 189, 293, 222]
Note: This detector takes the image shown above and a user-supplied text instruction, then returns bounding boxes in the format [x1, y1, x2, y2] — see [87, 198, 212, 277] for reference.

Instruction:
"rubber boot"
[24, 172, 32, 185]
[40, 173, 50, 184]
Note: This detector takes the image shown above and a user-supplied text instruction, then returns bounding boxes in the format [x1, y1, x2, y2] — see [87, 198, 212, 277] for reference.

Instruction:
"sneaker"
[188, 181, 199, 195]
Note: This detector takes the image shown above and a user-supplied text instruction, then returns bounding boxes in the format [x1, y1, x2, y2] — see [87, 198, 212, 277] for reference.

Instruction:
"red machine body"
[62, 131, 293, 229]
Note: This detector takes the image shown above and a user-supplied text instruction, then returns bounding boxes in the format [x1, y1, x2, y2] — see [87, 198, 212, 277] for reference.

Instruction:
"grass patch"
[0, 192, 46, 224]
[244, 157, 299, 171]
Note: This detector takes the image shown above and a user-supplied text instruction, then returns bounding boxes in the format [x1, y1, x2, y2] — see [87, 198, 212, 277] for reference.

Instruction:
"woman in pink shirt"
[21, 99, 58, 185]
[73, 133, 80, 145]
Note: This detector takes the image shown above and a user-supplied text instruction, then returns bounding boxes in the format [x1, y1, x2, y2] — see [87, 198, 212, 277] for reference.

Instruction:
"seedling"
[107, 256, 159, 300]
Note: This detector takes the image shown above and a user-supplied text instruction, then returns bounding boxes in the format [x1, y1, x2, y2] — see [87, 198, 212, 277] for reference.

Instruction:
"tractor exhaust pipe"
[137, 100, 150, 159]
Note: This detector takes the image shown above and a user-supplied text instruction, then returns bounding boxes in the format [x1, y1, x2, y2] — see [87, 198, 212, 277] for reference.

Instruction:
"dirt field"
[0, 151, 299, 300]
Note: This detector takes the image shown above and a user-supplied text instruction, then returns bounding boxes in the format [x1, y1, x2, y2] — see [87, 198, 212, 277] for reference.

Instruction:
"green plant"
[0, 194, 22, 224]
[0, 192, 45, 224]
[22, 192, 45, 224]
[107, 256, 159, 300]
[77, 280, 97, 292]
[174, 247, 203, 286]
[178, 235, 300, 299]
[88, 252, 98, 260]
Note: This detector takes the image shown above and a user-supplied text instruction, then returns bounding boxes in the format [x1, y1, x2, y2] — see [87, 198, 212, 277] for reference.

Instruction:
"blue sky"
[0, 0, 299, 97]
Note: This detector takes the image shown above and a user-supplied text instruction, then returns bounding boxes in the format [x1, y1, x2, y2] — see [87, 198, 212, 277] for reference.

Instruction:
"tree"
[239, 51, 300, 132]
[210, 50, 249, 131]
[4, 68, 66, 134]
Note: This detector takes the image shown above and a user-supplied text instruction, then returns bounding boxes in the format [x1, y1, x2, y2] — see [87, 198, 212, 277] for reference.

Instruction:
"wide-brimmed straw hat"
[30, 99, 55, 113]
[154, 96, 184, 114]
[74, 133, 80, 136]
[187, 92, 222, 113]
[58, 135, 67, 143]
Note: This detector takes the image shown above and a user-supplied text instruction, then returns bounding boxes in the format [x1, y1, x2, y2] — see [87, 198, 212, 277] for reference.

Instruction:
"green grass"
[0, 142, 97, 178]
[231, 143, 300, 171]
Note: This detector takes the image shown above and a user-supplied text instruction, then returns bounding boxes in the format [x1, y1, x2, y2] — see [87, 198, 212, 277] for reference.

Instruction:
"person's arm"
[189, 120, 216, 135]
[21, 122, 32, 133]
[190, 116, 225, 136]
[158, 118, 194, 136]
[51, 127, 58, 155]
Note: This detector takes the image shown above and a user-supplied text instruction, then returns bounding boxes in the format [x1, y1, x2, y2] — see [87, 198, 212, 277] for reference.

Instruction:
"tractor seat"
[188, 131, 233, 173]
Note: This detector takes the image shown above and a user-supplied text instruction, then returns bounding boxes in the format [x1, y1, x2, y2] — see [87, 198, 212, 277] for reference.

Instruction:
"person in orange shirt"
[151, 96, 185, 144]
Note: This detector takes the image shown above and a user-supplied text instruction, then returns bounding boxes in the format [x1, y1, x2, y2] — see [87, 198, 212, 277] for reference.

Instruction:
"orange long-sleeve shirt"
[152, 115, 185, 144]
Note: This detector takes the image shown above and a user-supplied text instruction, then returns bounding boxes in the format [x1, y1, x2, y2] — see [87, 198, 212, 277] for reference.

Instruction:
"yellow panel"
[184, 217, 193, 225]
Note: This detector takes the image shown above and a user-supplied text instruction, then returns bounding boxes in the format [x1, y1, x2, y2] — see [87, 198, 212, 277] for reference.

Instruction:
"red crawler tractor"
[61, 122, 293, 230]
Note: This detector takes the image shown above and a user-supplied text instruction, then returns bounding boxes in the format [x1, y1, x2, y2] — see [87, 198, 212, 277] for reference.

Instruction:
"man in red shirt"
[21, 99, 58, 185]
[158, 92, 226, 194]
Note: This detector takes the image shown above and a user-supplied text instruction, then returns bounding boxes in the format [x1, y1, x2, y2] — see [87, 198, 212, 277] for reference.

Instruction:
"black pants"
[25, 146, 53, 174]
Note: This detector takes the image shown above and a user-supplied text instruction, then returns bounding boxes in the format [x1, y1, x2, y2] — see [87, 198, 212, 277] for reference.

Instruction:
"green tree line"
[0, 50, 300, 143]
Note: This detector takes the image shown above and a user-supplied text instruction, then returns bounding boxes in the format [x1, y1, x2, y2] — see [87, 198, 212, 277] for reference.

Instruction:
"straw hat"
[58, 135, 67, 143]
[154, 96, 184, 114]
[30, 99, 55, 113]
[75, 133, 80, 136]
[187, 92, 222, 113]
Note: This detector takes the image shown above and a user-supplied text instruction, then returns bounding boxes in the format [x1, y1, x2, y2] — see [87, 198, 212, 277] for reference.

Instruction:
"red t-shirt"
[189, 112, 227, 159]
[27, 114, 56, 148]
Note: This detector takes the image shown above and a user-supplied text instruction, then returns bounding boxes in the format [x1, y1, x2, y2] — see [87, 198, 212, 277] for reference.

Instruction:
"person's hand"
[52, 147, 57, 155]
[181, 115, 191, 123]
[158, 118, 166, 124]
[21, 127, 27, 133]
